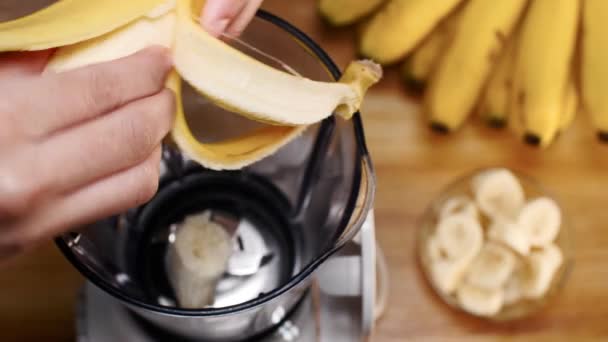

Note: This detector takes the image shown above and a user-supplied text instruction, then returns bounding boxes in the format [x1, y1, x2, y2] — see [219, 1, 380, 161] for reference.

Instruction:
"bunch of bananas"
[319, 0, 607, 148]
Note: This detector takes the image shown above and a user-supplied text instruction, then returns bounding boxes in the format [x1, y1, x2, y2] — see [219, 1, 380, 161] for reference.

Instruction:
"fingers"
[11, 46, 172, 137]
[0, 145, 163, 258]
[225, 0, 264, 37]
[37, 88, 175, 194]
[201, 0, 262, 37]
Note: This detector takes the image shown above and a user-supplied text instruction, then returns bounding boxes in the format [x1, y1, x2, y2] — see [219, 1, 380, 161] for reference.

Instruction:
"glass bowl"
[416, 167, 574, 321]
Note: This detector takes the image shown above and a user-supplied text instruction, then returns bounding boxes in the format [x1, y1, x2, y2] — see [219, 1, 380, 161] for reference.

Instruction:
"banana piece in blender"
[166, 211, 233, 308]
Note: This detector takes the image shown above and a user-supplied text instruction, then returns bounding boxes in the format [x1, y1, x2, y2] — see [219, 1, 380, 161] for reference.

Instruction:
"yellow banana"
[359, 0, 463, 65]
[0, 0, 381, 170]
[510, 0, 579, 147]
[582, 0, 608, 141]
[319, 0, 386, 27]
[558, 79, 578, 133]
[401, 11, 460, 91]
[425, 0, 527, 132]
[479, 34, 517, 128]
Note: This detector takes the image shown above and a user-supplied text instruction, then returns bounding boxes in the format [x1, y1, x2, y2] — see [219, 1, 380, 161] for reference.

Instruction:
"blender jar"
[56, 10, 375, 341]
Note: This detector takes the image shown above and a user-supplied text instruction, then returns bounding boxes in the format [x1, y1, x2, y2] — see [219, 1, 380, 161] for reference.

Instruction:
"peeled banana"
[425, 0, 527, 132]
[359, 0, 463, 65]
[581, 0, 608, 141]
[166, 211, 233, 308]
[1, 0, 381, 170]
[510, 0, 579, 147]
[319, 0, 386, 26]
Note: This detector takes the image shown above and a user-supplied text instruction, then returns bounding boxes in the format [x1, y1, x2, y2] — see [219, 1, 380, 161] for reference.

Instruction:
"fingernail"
[204, 18, 230, 37]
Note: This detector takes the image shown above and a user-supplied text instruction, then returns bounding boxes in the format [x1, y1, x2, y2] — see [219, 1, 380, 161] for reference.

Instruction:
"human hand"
[200, 0, 264, 37]
[0, 0, 264, 261]
[0, 47, 174, 260]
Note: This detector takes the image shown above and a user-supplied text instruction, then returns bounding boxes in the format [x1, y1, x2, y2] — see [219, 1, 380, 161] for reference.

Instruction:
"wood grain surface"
[1, 0, 608, 341]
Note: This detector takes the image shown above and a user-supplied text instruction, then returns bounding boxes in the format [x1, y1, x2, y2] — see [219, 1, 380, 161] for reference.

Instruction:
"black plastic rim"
[56, 9, 372, 317]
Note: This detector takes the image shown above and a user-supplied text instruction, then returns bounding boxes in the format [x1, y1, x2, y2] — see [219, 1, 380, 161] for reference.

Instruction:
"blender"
[56, 10, 385, 342]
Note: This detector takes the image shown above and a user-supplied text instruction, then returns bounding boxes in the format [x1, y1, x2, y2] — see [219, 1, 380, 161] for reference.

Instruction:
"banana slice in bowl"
[417, 167, 573, 321]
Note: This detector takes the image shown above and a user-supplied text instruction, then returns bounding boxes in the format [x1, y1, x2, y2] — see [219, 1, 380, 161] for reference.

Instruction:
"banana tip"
[430, 122, 450, 134]
[403, 76, 426, 94]
[523, 133, 541, 147]
[598, 131, 608, 143]
[486, 117, 506, 129]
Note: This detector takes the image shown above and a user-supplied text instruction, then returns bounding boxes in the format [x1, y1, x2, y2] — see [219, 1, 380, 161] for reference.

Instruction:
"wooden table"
[1, 1, 608, 341]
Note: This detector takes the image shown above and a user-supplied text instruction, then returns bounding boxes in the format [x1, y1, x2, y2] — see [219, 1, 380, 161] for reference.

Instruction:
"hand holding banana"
[0, 0, 266, 260]
[320, 0, 606, 148]
[0, 0, 381, 261]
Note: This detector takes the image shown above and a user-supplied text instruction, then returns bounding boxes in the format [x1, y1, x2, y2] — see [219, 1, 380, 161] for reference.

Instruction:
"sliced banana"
[521, 243, 563, 299]
[426, 236, 443, 261]
[465, 242, 516, 290]
[472, 168, 525, 221]
[487, 220, 531, 255]
[165, 211, 233, 308]
[503, 266, 525, 305]
[430, 258, 470, 295]
[518, 197, 562, 247]
[439, 196, 478, 220]
[435, 213, 483, 261]
[457, 283, 504, 317]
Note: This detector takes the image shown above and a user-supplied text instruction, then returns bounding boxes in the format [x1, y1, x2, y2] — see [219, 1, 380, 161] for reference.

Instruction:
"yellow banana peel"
[319, 0, 386, 27]
[582, 0, 608, 141]
[359, 0, 463, 65]
[425, 0, 527, 132]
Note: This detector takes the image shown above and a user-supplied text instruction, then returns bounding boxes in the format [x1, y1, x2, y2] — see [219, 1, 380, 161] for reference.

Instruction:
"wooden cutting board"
[1, 1, 607, 341]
